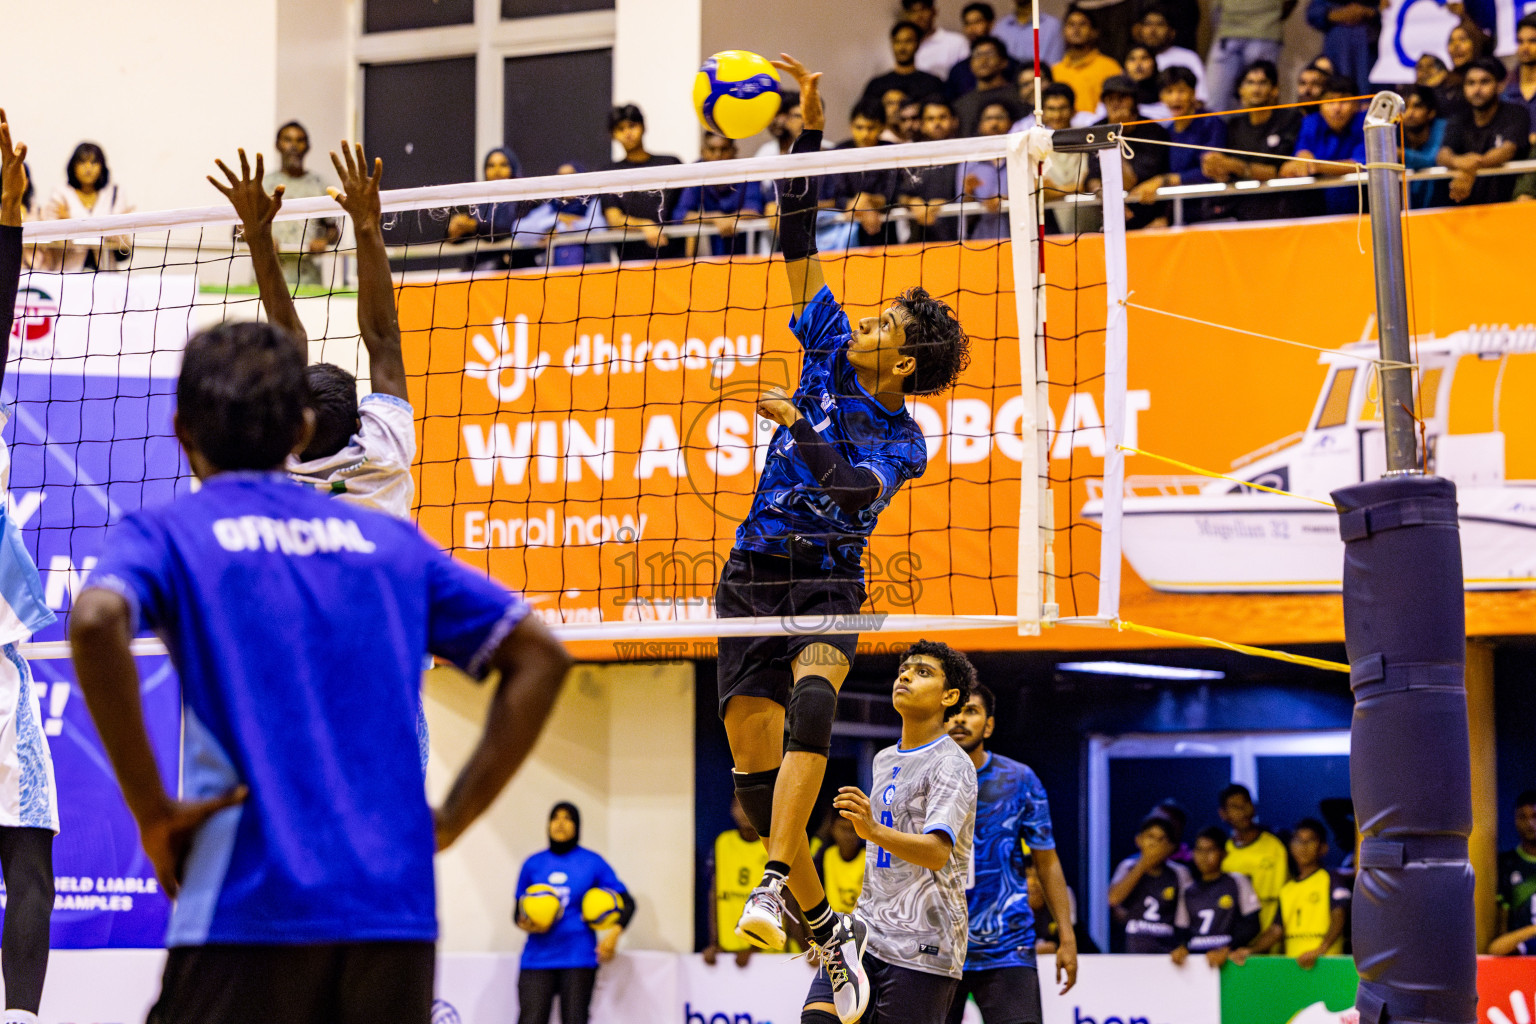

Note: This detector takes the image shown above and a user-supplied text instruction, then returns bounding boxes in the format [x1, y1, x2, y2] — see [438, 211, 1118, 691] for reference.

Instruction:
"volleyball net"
[11, 130, 1139, 657]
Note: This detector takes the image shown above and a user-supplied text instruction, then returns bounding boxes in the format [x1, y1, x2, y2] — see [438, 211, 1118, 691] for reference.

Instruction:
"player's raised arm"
[328, 141, 408, 401]
[768, 54, 827, 315]
[209, 149, 308, 351]
[0, 110, 29, 393]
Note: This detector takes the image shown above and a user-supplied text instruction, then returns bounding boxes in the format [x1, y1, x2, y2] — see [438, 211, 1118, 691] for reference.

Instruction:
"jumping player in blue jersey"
[68, 320, 571, 1024]
[945, 684, 1077, 1024]
[717, 55, 971, 1024]
[0, 111, 62, 1024]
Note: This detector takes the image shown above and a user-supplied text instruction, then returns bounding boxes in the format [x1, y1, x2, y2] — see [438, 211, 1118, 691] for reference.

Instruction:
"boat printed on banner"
[1083, 327, 1536, 593]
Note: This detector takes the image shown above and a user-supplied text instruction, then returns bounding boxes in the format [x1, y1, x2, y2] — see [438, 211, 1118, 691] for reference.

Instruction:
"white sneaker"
[734, 882, 787, 949]
[819, 913, 870, 1024]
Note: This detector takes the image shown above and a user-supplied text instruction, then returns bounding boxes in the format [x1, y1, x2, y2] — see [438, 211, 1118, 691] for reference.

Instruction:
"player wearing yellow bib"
[1218, 784, 1290, 934]
[1252, 819, 1350, 968]
[815, 810, 866, 914]
[705, 796, 771, 965]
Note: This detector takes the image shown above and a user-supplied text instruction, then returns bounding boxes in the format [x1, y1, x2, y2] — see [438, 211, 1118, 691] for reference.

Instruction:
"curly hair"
[301, 363, 361, 462]
[894, 286, 970, 395]
[902, 638, 977, 721]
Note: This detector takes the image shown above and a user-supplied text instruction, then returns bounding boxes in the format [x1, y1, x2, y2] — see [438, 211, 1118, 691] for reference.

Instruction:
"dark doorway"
[503, 49, 614, 178]
[362, 57, 478, 245]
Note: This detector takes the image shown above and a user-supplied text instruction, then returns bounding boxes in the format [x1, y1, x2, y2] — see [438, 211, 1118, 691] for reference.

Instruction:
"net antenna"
[1009, 125, 1131, 634]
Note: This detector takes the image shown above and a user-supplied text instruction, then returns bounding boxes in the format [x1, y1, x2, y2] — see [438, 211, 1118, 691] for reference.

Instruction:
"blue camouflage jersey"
[965, 752, 1057, 970]
[734, 286, 927, 575]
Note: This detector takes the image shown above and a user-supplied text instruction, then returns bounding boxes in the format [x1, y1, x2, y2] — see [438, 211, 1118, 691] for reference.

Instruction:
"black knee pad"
[786, 675, 837, 757]
[734, 768, 778, 838]
[802, 1009, 840, 1024]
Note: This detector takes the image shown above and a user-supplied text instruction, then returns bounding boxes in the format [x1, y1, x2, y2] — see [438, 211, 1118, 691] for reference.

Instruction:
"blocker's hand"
[757, 387, 800, 427]
[329, 140, 385, 231]
[138, 786, 249, 899]
[210, 149, 283, 239]
[0, 110, 29, 227]
[770, 54, 824, 132]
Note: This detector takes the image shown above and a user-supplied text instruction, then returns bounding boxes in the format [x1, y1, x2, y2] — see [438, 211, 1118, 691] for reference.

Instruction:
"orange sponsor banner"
[398, 202, 1536, 660]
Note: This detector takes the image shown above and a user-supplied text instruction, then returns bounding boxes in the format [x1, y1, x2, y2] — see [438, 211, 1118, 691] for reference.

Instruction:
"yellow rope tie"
[1121, 300, 1417, 370]
[1116, 445, 1339, 508]
[1116, 620, 1350, 673]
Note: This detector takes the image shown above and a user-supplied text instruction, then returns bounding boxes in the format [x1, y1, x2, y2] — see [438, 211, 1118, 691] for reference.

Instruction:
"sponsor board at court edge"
[396, 202, 1536, 652]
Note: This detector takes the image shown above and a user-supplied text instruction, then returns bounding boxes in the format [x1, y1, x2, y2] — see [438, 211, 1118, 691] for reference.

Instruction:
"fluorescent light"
[1056, 661, 1225, 681]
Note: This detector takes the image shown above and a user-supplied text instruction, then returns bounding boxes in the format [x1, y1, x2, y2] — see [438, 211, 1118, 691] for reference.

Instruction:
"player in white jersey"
[211, 140, 423, 757]
[802, 641, 978, 1024]
[0, 112, 61, 1024]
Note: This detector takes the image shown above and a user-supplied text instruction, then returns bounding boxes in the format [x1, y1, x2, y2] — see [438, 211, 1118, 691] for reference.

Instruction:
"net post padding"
[1096, 144, 1129, 622]
[1005, 129, 1047, 636]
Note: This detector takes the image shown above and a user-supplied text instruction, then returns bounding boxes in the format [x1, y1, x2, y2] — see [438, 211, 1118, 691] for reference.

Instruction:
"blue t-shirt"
[517, 846, 628, 970]
[87, 471, 525, 947]
[673, 180, 764, 257]
[733, 287, 927, 575]
[1294, 110, 1367, 215]
[965, 752, 1056, 970]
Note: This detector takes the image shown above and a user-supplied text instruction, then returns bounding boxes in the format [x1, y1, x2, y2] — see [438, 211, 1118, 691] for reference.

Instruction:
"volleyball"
[693, 50, 782, 139]
[519, 884, 564, 930]
[581, 887, 623, 928]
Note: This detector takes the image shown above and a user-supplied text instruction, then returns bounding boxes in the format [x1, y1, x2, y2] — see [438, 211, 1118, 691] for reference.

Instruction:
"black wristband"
[789, 417, 882, 515]
[777, 130, 823, 262]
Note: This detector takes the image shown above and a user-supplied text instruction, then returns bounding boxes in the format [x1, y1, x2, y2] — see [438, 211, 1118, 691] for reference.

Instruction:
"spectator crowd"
[20, 0, 1536, 274]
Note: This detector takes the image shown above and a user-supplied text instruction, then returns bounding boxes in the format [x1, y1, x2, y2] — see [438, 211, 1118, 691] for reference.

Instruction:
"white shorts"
[0, 644, 58, 831]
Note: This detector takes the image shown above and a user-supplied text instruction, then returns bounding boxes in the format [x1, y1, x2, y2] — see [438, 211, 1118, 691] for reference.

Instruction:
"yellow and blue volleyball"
[519, 883, 564, 929]
[693, 50, 782, 139]
[581, 886, 623, 927]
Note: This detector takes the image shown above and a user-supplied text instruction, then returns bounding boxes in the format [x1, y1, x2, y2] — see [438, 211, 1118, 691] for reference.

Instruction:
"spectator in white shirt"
[39, 142, 133, 273]
[903, 0, 975, 78]
[1133, 5, 1208, 101]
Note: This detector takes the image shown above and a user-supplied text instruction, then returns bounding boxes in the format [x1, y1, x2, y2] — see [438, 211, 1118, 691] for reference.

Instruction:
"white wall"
[427, 660, 696, 953]
[4, 0, 282, 216]
[276, 0, 356, 157]
[614, 0, 704, 162]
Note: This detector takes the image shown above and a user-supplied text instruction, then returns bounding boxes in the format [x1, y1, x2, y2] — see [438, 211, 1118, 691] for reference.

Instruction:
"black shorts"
[805, 954, 958, 1024]
[716, 549, 867, 717]
[148, 942, 434, 1024]
[944, 966, 1043, 1024]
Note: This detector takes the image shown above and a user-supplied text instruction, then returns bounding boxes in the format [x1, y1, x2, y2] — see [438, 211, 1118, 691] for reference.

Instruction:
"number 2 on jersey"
[876, 811, 894, 868]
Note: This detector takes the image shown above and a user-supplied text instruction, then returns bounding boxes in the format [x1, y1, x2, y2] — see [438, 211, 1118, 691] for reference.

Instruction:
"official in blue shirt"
[944, 683, 1077, 1024]
[516, 802, 634, 1024]
[68, 320, 572, 1024]
[1280, 76, 1367, 215]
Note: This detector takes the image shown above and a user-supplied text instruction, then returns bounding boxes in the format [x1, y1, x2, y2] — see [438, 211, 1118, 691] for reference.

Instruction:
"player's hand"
[1171, 945, 1190, 965]
[757, 387, 800, 427]
[1055, 936, 1079, 993]
[1228, 946, 1251, 966]
[210, 149, 284, 239]
[136, 786, 249, 899]
[1206, 946, 1230, 968]
[597, 926, 621, 962]
[329, 140, 384, 232]
[0, 110, 28, 227]
[1297, 947, 1322, 970]
[832, 786, 878, 841]
[770, 54, 824, 132]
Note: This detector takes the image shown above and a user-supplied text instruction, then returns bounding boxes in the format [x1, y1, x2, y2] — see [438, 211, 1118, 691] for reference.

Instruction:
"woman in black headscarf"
[513, 802, 636, 1024]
